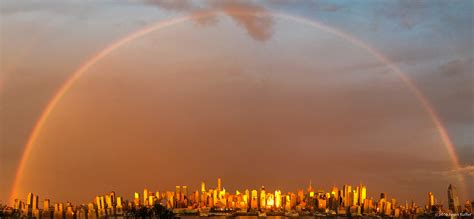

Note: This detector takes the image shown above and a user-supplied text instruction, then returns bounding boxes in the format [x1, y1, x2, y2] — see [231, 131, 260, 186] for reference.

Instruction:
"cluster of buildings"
[1, 179, 472, 218]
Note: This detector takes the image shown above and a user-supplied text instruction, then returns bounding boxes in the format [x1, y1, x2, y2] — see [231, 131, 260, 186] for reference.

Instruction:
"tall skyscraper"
[331, 186, 339, 201]
[217, 178, 222, 192]
[175, 186, 181, 202]
[143, 189, 149, 206]
[275, 190, 282, 209]
[359, 185, 367, 206]
[183, 186, 188, 205]
[343, 185, 351, 207]
[32, 194, 39, 210]
[260, 186, 267, 209]
[43, 199, 50, 210]
[448, 184, 460, 213]
[201, 182, 206, 193]
[251, 190, 258, 209]
[352, 189, 358, 206]
[134, 192, 140, 206]
[26, 192, 34, 215]
[427, 192, 435, 209]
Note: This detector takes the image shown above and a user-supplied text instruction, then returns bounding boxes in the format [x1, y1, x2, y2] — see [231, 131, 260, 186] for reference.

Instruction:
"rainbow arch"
[8, 8, 466, 202]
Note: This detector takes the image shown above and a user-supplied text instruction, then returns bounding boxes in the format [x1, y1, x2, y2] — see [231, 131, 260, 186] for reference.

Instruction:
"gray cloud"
[142, 0, 274, 41]
[434, 165, 474, 177]
[439, 58, 473, 77]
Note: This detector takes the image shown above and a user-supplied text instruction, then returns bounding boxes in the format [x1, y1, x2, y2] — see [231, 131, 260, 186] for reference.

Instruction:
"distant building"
[275, 190, 282, 209]
[448, 184, 461, 213]
[358, 185, 367, 206]
[260, 186, 266, 209]
[427, 192, 435, 209]
[343, 185, 351, 208]
[250, 190, 258, 209]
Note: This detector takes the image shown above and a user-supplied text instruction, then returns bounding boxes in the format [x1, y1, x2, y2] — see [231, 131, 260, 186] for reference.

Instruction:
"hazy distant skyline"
[1, 0, 472, 204]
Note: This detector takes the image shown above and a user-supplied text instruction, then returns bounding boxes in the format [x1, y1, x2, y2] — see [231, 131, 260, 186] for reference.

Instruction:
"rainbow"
[8, 8, 466, 203]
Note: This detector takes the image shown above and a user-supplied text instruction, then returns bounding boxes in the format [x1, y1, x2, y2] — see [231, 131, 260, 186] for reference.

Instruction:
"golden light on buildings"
[251, 190, 258, 210]
[6, 178, 468, 218]
[275, 190, 282, 209]
[260, 186, 266, 209]
[266, 193, 275, 209]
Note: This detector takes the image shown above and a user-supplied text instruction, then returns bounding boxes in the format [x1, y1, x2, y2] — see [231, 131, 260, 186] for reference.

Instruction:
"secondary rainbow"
[9, 8, 466, 203]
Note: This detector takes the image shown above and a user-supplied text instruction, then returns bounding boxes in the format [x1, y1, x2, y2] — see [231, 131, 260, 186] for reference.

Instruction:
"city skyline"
[1, 0, 473, 210]
[2, 178, 471, 218]
[1, 178, 467, 208]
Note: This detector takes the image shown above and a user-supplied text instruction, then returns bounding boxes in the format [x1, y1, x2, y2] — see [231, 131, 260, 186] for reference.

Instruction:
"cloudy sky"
[1, 0, 472, 205]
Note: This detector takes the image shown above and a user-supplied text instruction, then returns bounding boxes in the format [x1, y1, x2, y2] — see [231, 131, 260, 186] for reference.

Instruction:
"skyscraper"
[134, 192, 140, 206]
[448, 184, 461, 213]
[343, 185, 351, 207]
[275, 190, 282, 209]
[427, 192, 435, 209]
[260, 186, 267, 209]
[251, 190, 258, 210]
[175, 186, 181, 202]
[201, 182, 206, 193]
[331, 186, 339, 200]
[143, 189, 149, 206]
[359, 185, 367, 206]
[217, 178, 222, 192]
[352, 189, 358, 206]
[183, 186, 188, 199]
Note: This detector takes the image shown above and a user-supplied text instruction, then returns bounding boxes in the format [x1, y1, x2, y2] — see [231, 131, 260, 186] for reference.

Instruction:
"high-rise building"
[182, 186, 188, 206]
[352, 188, 359, 206]
[134, 192, 140, 206]
[384, 201, 392, 216]
[244, 189, 250, 207]
[448, 184, 461, 213]
[275, 190, 282, 209]
[43, 199, 51, 211]
[217, 178, 222, 192]
[148, 195, 154, 206]
[201, 182, 206, 193]
[116, 196, 123, 215]
[42, 199, 52, 218]
[31, 194, 39, 218]
[32, 194, 38, 210]
[260, 186, 266, 209]
[359, 185, 367, 206]
[109, 191, 116, 207]
[251, 190, 258, 209]
[363, 198, 373, 214]
[175, 186, 181, 203]
[427, 192, 435, 209]
[266, 193, 275, 209]
[183, 186, 188, 199]
[143, 189, 149, 206]
[343, 185, 351, 207]
[331, 186, 339, 201]
[26, 193, 34, 207]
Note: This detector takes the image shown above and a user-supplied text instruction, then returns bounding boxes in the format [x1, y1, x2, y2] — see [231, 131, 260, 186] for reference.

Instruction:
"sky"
[0, 0, 473, 205]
